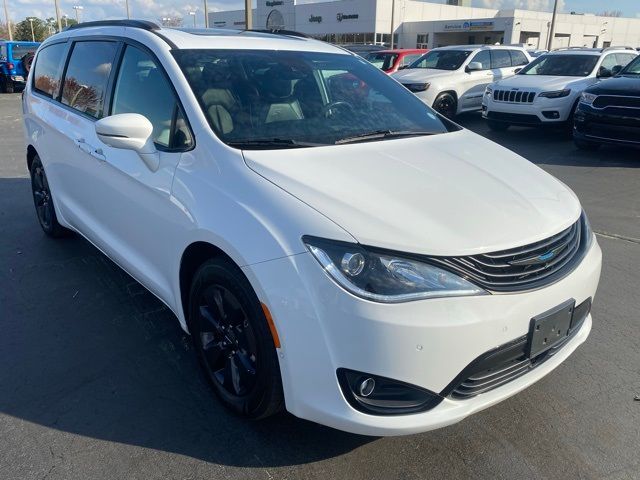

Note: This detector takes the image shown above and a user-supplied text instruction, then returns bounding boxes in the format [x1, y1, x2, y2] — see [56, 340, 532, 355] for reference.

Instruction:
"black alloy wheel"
[30, 155, 68, 237]
[189, 258, 284, 419]
[433, 92, 457, 119]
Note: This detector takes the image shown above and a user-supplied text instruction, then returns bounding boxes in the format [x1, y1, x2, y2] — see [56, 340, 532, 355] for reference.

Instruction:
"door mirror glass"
[597, 66, 612, 78]
[466, 62, 483, 72]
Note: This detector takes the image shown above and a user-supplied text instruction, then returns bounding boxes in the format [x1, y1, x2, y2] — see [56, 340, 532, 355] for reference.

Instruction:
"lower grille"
[586, 122, 640, 143]
[494, 89, 536, 103]
[486, 111, 541, 124]
[425, 215, 587, 292]
[444, 298, 591, 399]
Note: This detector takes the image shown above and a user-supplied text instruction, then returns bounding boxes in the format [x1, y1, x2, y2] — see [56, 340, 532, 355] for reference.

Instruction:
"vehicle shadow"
[456, 112, 640, 169]
[0, 177, 373, 468]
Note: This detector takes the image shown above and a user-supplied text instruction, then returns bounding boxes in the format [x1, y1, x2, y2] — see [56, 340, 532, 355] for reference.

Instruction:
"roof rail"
[601, 46, 637, 52]
[66, 20, 160, 31]
[245, 29, 309, 38]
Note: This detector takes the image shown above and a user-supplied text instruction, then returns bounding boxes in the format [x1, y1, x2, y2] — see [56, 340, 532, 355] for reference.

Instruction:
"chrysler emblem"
[508, 244, 565, 266]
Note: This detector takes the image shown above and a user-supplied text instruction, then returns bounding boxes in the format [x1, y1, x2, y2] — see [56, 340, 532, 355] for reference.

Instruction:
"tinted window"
[401, 54, 422, 66]
[61, 41, 118, 119]
[622, 55, 640, 74]
[0, 44, 7, 61]
[509, 50, 529, 66]
[491, 50, 511, 69]
[11, 44, 38, 59]
[471, 50, 491, 70]
[32, 43, 67, 98]
[174, 49, 452, 149]
[365, 52, 398, 71]
[519, 54, 599, 77]
[615, 53, 637, 68]
[409, 50, 472, 70]
[112, 45, 191, 149]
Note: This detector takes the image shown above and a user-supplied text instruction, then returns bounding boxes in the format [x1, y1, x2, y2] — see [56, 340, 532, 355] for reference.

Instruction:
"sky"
[3, 0, 639, 29]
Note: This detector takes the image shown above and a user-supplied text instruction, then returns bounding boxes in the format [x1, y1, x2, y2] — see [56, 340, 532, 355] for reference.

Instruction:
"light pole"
[546, 0, 559, 50]
[125, 0, 130, 19]
[189, 11, 196, 28]
[3, 0, 12, 40]
[54, 0, 62, 32]
[389, 0, 395, 48]
[63, 14, 68, 27]
[203, 0, 208, 28]
[244, 0, 251, 30]
[73, 5, 83, 23]
[28, 17, 35, 41]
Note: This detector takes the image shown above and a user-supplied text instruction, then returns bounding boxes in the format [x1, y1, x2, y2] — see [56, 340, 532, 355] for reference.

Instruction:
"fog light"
[542, 111, 560, 119]
[338, 368, 442, 416]
[359, 377, 375, 397]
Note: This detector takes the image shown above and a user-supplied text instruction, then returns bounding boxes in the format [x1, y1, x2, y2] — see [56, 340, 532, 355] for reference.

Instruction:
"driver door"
[460, 50, 493, 110]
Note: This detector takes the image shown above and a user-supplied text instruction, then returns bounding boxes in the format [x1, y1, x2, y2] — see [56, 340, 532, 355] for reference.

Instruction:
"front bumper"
[482, 94, 575, 125]
[574, 102, 640, 147]
[244, 237, 602, 436]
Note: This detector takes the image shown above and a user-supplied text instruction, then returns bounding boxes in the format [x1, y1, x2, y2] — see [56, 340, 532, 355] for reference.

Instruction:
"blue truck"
[0, 41, 40, 93]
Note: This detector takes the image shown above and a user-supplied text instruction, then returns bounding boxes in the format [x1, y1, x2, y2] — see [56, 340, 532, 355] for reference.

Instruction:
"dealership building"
[209, 0, 640, 49]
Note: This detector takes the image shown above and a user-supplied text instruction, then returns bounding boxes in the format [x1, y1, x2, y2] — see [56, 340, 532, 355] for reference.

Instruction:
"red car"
[365, 49, 429, 74]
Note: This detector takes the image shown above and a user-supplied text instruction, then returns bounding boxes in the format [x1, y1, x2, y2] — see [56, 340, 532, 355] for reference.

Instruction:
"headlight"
[303, 236, 486, 303]
[539, 89, 571, 98]
[580, 92, 597, 105]
[404, 82, 430, 92]
[581, 209, 594, 249]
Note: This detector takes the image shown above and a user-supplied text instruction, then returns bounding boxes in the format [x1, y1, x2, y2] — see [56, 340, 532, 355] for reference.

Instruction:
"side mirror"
[597, 66, 612, 78]
[465, 62, 483, 72]
[95, 113, 160, 171]
[514, 67, 523, 74]
[611, 65, 623, 76]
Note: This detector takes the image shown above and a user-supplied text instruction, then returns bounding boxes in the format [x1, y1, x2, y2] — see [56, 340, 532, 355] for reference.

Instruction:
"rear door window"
[61, 41, 119, 119]
[491, 50, 512, 69]
[32, 43, 67, 98]
[471, 50, 491, 70]
[509, 50, 529, 66]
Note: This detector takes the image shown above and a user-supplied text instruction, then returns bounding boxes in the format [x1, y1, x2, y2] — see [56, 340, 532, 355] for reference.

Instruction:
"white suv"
[391, 45, 531, 117]
[482, 47, 638, 131]
[23, 21, 601, 436]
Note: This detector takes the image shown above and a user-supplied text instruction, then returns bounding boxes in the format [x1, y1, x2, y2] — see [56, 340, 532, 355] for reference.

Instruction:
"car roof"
[433, 45, 524, 52]
[372, 49, 427, 54]
[547, 48, 635, 56]
[52, 21, 350, 55]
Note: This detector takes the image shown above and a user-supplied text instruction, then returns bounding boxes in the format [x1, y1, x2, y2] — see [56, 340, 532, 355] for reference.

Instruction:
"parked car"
[527, 49, 548, 58]
[574, 53, 640, 149]
[24, 21, 601, 436]
[482, 47, 638, 131]
[365, 48, 428, 74]
[391, 45, 531, 117]
[0, 40, 39, 93]
[340, 44, 386, 56]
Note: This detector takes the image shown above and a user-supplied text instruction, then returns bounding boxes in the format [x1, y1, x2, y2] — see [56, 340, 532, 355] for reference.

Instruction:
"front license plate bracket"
[527, 299, 575, 358]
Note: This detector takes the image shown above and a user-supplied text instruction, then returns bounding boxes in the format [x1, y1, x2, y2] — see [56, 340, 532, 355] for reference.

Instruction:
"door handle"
[91, 148, 106, 162]
[75, 138, 106, 162]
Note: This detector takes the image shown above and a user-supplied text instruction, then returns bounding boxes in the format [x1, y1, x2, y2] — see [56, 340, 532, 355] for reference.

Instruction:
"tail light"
[7, 62, 15, 70]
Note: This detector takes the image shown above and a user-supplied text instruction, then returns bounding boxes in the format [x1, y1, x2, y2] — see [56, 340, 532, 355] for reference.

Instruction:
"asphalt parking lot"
[1, 91, 639, 480]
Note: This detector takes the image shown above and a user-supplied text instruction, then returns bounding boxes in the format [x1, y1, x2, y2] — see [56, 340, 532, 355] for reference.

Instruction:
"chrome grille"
[427, 216, 587, 292]
[493, 89, 536, 103]
[592, 95, 640, 109]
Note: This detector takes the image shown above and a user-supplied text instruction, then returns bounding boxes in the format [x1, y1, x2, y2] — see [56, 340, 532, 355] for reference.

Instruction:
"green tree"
[14, 17, 56, 42]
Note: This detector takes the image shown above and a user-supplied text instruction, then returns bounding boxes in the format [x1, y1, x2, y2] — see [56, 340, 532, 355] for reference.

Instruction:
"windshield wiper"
[227, 138, 327, 149]
[335, 130, 437, 145]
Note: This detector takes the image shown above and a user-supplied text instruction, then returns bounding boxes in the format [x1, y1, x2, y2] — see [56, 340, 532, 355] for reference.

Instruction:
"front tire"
[29, 155, 70, 237]
[432, 92, 457, 119]
[189, 257, 284, 419]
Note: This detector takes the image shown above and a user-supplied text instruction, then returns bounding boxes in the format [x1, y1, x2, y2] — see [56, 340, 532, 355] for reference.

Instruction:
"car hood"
[243, 130, 581, 256]
[586, 75, 640, 95]
[494, 75, 589, 91]
[391, 68, 454, 83]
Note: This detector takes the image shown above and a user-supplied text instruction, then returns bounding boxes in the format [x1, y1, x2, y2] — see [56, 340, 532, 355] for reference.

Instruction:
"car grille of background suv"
[425, 215, 588, 292]
[493, 89, 536, 103]
[592, 95, 640, 109]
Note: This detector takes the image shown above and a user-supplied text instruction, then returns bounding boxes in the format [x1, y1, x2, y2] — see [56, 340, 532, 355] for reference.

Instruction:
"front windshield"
[11, 44, 37, 59]
[622, 55, 640, 75]
[408, 50, 471, 71]
[518, 54, 598, 77]
[173, 49, 451, 148]
[365, 52, 398, 71]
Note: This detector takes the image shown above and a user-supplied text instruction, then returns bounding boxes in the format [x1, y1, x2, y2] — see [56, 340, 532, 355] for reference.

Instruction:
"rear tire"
[487, 120, 509, 132]
[189, 257, 284, 419]
[29, 155, 70, 237]
[432, 92, 457, 119]
[574, 138, 600, 151]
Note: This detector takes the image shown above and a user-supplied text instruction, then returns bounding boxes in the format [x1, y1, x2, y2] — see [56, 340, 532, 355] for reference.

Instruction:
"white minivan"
[391, 45, 531, 117]
[23, 21, 601, 436]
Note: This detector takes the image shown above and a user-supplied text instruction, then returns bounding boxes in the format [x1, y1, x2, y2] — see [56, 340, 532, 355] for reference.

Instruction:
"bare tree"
[598, 10, 623, 17]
